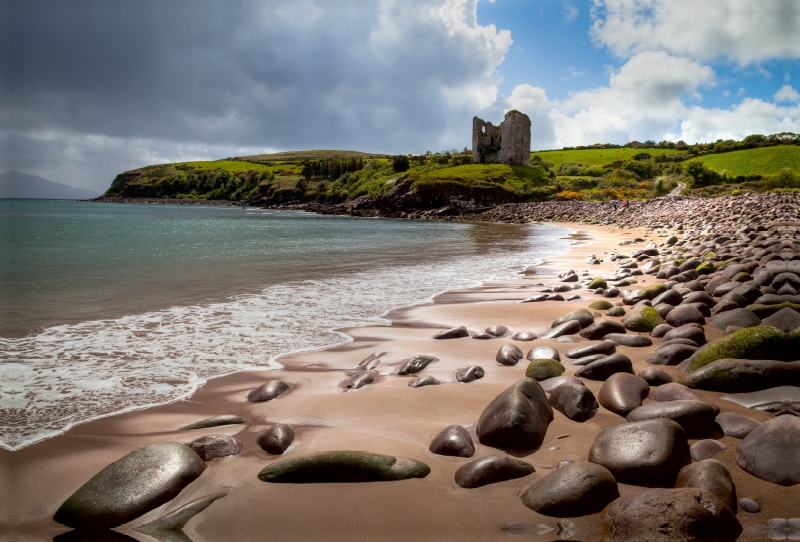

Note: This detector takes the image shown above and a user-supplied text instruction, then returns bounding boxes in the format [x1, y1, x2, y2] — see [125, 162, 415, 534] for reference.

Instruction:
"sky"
[2, 0, 799, 192]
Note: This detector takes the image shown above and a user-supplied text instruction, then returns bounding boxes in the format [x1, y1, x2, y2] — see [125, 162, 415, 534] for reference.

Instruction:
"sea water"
[0, 200, 571, 450]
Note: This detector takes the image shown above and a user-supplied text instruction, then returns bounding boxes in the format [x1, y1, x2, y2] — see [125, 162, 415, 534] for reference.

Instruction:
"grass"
[176, 160, 277, 173]
[532, 148, 680, 169]
[699, 146, 800, 176]
[238, 150, 387, 161]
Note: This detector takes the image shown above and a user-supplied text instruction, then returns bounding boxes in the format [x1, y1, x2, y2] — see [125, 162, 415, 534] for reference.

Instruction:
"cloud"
[562, 3, 579, 23]
[679, 99, 800, 142]
[775, 85, 800, 103]
[590, 0, 800, 65]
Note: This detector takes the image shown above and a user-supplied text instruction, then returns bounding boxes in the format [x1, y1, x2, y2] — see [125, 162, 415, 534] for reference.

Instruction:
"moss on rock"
[747, 302, 800, 319]
[696, 262, 715, 275]
[622, 305, 665, 333]
[634, 283, 668, 301]
[525, 359, 565, 381]
[683, 326, 799, 373]
[588, 277, 608, 289]
[732, 272, 752, 282]
[589, 300, 614, 311]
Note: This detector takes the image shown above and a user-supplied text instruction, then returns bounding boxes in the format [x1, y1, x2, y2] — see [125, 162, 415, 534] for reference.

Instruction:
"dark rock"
[709, 308, 761, 330]
[739, 498, 760, 513]
[690, 439, 727, 462]
[603, 287, 620, 298]
[651, 323, 673, 338]
[428, 425, 475, 458]
[548, 382, 598, 422]
[579, 318, 627, 339]
[565, 341, 616, 359]
[545, 319, 582, 338]
[680, 326, 797, 373]
[454, 455, 534, 488]
[663, 324, 707, 345]
[646, 343, 697, 365]
[433, 326, 469, 339]
[539, 375, 584, 393]
[53, 442, 206, 529]
[256, 424, 296, 454]
[685, 302, 712, 317]
[496, 343, 523, 366]
[621, 304, 665, 332]
[761, 306, 800, 332]
[652, 289, 684, 306]
[681, 359, 800, 393]
[257, 451, 431, 483]
[408, 375, 441, 388]
[527, 345, 560, 361]
[597, 373, 650, 417]
[476, 378, 554, 450]
[676, 459, 737, 514]
[520, 462, 619, 517]
[574, 353, 634, 381]
[590, 300, 615, 310]
[606, 306, 626, 317]
[398, 355, 437, 375]
[188, 434, 244, 461]
[599, 487, 742, 542]
[684, 291, 717, 307]
[626, 400, 718, 436]
[248, 380, 290, 403]
[181, 415, 245, 431]
[655, 303, 677, 319]
[552, 308, 595, 329]
[649, 383, 720, 414]
[525, 358, 564, 381]
[455, 365, 485, 383]
[588, 418, 689, 485]
[485, 325, 508, 337]
[666, 305, 706, 327]
[569, 353, 607, 366]
[637, 367, 673, 386]
[735, 415, 800, 486]
[604, 333, 652, 347]
[715, 412, 760, 439]
[661, 337, 699, 348]
[511, 330, 537, 341]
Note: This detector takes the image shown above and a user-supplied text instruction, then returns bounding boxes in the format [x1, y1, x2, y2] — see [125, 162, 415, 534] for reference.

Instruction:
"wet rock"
[663, 324, 707, 345]
[181, 415, 245, 431]
[256, 424, 296, 454]
[485, 325, 508, 337]
[588, 418, 689, 485]
[681, 359, 800, 393]
[520, 462, 619, 517]
[540, 375, 584, 393]
[606, 306, 626, 317]
[626, 400, 718, 436]
[680, 326, 794, 373]
[588, 277, 608, 289]
[666, 305, 706, 327]
[652, 289, 684, 306]
[496, 343, 523, 366]
[602, 287, 621, 298]
[552, 308, 595, 329]
[257, 451, 431, 483]
[597, 373, 650, 417]
[647, 343, 698, 366]
[690, 439, 727, 462]
[565, 341, 616, 359]
[471, 332, 494, 340]
[248, 380, 290, 403]
[188, 434, 245, 461]
[428, 425, 475, 458]
[53, 442, 206, 529]
[761, 306, 800, 332]
[569, 353, 607, 366]
[621, 304, 665, 333]
[579, 318, 627, 339]
[511, 330, 537, 341]
[476, 378, 554, 450]
[455, 365, 485, 383]
[398, 355, 437, 375]
[709, 308, 761, 330]
[433, 326, 470, 339]
[735, 414, 800, 486]
[661, 337, 699, 348]
[574, 353, 634, 381]
[604, 333, 652, 347]
[637, 367, 673, 386]
[548, 382, 598, 422]
[525, 358, 564, 381]
[738, 498, 760, 513]
[600, 488, 742, 542]
[651, 323, 673, 338]
[341, 370, 377, 391]
[676, 459, 737, 514]
[454, 455, 534, 488]
[589, 300, 614, 310]
[715, 412, 760, 439]
[527, 345, 560, 361]
[545, 319, 582, 338]
[408, 375, 441, 388]
[648, 384, 719, 416]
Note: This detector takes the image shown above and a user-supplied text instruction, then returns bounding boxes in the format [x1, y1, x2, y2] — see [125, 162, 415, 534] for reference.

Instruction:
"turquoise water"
[0, 200, 570, 450]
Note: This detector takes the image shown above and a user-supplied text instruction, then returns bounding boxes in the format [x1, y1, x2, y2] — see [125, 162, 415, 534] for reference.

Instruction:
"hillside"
[533, 147, 679, 169]
[0, 170, 101, 199]
[698, 145, 800, 176]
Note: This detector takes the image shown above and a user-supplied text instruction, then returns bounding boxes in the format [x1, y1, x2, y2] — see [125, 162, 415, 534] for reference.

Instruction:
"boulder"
[398, 355, 437, 375]
[689, 440, 727, 462]
[428, 425, 475, 458]
[485, 325, 508, 337]
[476, 378, 553, 450]
[681, 326, 797, 373]
[597, 373, 650, 417]
[454, 455, 534, 488]
[455, 365, 485, 383]
[663, 324, 707, 345]
[626, 400, 717, 436]
[666, 305, 706, 327]
[590, 300, 615, 310]
[621, 304, 665, 333]
[552, 309, 595, 329]
[606, 306, 626, 317]
[761, 306, 800, 332]
[181, 415, 245, 431]
[496, 343, 523, 366]
[545, 320, 582, 338]
[548, 382, 598, 422]
[588, 419, 689, 485]
[248, 380, 290, 402]
[564, 342, 616, 359]
[53, 442, 206, 529]
[637, 367, 673, 386]
[719, 386, 800, 415]
[256, 424, 296, 455]
[684, 291, 716, 307]
[525, 359, 564, 381]
[574, 354, 634, 381]
[579, 319, 627, 339]
[735, 415, 800, 486]
[709, 308, 761, 331]
[520, 462, 619, 517]
[569, 353, 607, 366]
[588, 277, 608, 289]
[527, 345, 560, 361]
[257, 451, 431, 483]
[715, 412, 759, 439]
[540, 375, 584, 393]
[647, 343, 697, 366]
[188, 435, 245, 461]
[652, 289, 684, 307]
[680, 359, 800, 393]
[603, 333, 652, 347]
[408, 375, 441, 388]
[433, 326, 469, 339]
[675, 459, 737, 514]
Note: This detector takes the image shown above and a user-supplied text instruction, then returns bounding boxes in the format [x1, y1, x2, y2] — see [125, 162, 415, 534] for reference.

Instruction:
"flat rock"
[568, 353, 607, 366]
[709, 308, 761, 330]
[647, 343, 697, 365]
[520, 462, 619, 517]
[455, 365, 484, 383]
[341, 370, 377, 391]
[476, 378, 553, 450]
[600, 488, 742, 542]
[188, 434, 245, 461]
[597, 373, 650, 417]
[579, 319, 627, 339]
[408, 375, 441, 388]
[539, 375, 584, 393]
[626, 400, 718, 437]
[681, 359, 800, 393]
[398, 355, 437, 375]
[496, 343, 523, 366]
[574, 353, 634, 381]
[454, 455, 534, 488]
[735, 415, 800, 486]
[676, 459, 737, 514]
[719, 385, 800, 415]
[588, 418, 689, 485]
[428, 425, 474, 458]
[650, 383, 720, 414]
[715, 412, 760, 439]
[181, 415, 245, 431]
[248, 380, 290, 402]
[53, 442, 206, 529]
[433, 326, 469, 339]
[548, 382, 598, 422]
[604, 333, 652, 347]
[637, 367, 673, 386]
[651, 323, 673, 338]
[471, 332, 494, 340]
[690, 439, 727, 462]
[527, 345, 560, 361]
[256, 424, 296, 454]
[257, 451, 430, 483]
[545, 320, 582, 338]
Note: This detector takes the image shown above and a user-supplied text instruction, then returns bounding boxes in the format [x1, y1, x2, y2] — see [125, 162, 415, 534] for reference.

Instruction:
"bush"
[764, 168, 800, 190]
[554, 190, 583, 200]
[557, 162, 605, 177]
[392, 155, 410, 172]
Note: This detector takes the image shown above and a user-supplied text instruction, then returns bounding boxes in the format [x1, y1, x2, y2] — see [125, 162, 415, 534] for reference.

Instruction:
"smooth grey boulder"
[600, 488, 742, 542]
[651, 323, 673, 338]
[735, 414, 800, 486]
[188, 434, 244, 461]
[597, 373, 650, 417]
[715, 412, 760, 439]
[663, 324, 707, 345]
[588, 419, 689, 485]
[666, 305, 706, 327]
[739, 498, 760, 513]
[709, 308, 761, 331]
[574, 353, 634, 381]
[684, 291, 717, 307]
[53, 442, 206, 529]
[548, 382, 598, 422]
[626, 400, 717, 436]
[646, 343, 697, 365]
[579, 319, 626, 340]
[180, 415, 245, 431]
[455, 365, 484, 383]
[637, 367, 673, 386]
[527, 345, 560, 361]
[257, 451, 430, 483]
[603, 333, 652, 347]
[485, 325, 508, 337]
[256, 424, 296, 454]
[248, 380, 289, 402]
[719, 385, 800, 415]
[568, 353, 607, 366]
[476, 378, 553, 450]
[135, 492, 227, 540]
[520, 462, 619, 517]
[545, 320, 582, 338]
[511, 331, 537, 341]
[565, 341, 616, 359]
[761, 306, 800, 332]
[539, 375, 584, 393]
[680, 359, 800, 393]
[428, 425, 475, 458]
[454, 455, 534, 488]
[652, 289, 684, 307]
[398, 355, 437, 375]
[496, 343, 523, 366]
[690, 439, 727, 462]
[660, 337, 699, 348]
[433, 326, 469, 339]
[552, 308, 594, 329]
[649, 383, 720, 414]
[408, 375, 441, 388]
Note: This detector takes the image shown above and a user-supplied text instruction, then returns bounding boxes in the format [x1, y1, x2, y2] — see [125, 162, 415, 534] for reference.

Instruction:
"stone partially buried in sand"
[428, 425, 475, 458]
[432, 326, 470, 339]
[257, 451, 430, 483]
[735, 414, 800, 486]
[579, 319, 626, 340]
[188, 434, 245, 461]
[525, 358, 564, 381]
[181, 415, 245, 430]
[454, 455, 534, 488]
[552, 308, 595, 329]
[719, 385, 800, 415]
[496, 343, 523, 366]
[520, 462, 619, 517]
[256, 424, 296, 455]
[675, 459, 737, 514]
[548, 382, 598, 422]
[476, 378, 553, 450]
[397, 355, 437, 375]
[715, 412, 760, 439]
[247, 380, 290, 402]
[574, 353, 634, 381]
[621, 304, 665, 333]
[53, 442, 206, 529]
[455, 365, 485, 383]
[408, 375, 441, 388]
[527, 346, 560, 361]
[680, 359, 800, 393]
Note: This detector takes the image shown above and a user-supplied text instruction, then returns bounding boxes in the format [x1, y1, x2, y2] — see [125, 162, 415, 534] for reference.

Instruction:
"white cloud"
[775, 85, 800, 103]
[562, 3, 579, 23]
[679, 99, 800, 142]
[591, 0, 800, 64]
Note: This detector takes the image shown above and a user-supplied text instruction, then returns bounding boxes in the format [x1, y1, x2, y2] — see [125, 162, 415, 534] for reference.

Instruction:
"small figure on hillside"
[612, 200, 618, 211]
[622, 200, 628, 209]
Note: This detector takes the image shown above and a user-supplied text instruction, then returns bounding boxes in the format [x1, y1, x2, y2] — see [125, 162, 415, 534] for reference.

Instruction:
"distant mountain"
[0, 170, 102, 199]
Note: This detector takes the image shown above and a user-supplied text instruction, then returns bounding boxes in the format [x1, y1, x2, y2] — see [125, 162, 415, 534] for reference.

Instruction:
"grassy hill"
[698, 146, 800, 176]
[533, 147, 679, 169]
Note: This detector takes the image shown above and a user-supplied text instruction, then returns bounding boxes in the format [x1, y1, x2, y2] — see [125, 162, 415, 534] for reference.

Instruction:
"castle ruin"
[472, 110, 531, 165]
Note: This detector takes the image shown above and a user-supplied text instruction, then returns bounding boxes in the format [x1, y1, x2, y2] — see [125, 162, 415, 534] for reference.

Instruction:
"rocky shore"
[89, 196, 243, 206]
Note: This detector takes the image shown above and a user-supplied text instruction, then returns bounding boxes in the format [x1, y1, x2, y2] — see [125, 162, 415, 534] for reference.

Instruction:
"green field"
[699, 146, 800, 176]
[532, 148, 679, 169]
[239, 150, 387, 161]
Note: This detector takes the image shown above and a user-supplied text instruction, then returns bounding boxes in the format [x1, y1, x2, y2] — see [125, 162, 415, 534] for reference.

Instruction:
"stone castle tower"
[472, 110, 531, 165]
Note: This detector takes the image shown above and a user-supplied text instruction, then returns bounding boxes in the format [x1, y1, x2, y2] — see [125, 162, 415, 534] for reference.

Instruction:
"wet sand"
[2, 222, 794, 542]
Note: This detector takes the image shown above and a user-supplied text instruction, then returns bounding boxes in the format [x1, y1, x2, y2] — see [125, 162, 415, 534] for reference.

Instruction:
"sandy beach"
[3, 213, 798, 542]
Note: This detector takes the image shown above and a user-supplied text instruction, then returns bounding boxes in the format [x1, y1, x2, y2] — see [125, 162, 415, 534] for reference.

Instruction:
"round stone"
[428, 425, 474, 458]
[520, 462, 619, 517]
[256, 424, 296, 455]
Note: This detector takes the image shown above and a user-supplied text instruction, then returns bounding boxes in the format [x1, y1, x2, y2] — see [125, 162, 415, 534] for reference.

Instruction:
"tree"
[684, 159, 708, 185]
[392, 155, 410, 172]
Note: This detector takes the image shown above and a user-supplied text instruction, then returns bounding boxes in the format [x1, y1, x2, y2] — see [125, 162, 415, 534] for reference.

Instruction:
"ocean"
[0, 199, 571, 450]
